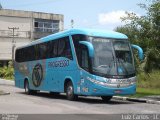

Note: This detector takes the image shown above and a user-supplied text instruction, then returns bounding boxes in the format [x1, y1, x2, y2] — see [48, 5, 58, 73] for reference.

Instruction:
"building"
[0, 9, 64, 66]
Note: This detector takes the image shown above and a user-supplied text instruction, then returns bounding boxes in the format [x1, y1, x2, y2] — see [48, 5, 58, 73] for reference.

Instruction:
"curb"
[0, 79, 14, 86]
[127, 98, 147, 103]
[0, 91, 10, 96]
[146, 100, 160, 105]
[113, 96, 160, 105]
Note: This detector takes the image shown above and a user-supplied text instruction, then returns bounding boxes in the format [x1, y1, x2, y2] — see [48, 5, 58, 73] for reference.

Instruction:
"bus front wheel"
[101, 96, 112, 102]
[66, 81, 78, 101]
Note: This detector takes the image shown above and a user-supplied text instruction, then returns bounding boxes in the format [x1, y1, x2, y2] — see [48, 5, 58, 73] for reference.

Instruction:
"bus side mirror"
[79, 41, 94, 58]
[131, 44, 144, 61]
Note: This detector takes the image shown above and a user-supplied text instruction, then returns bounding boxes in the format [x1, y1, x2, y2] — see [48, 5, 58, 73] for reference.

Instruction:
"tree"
[115, 0, 160, 72]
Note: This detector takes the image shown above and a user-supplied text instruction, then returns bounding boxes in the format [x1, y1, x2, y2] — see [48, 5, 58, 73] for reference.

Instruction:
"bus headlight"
[87, 77, 107, 86]
[130, 77, 136, 84]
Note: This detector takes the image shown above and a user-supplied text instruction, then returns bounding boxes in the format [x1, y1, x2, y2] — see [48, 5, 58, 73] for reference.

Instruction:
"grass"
[129, 87, 160, 98]
[129, 70, 160, 98]
[125, 70, 160, 98]
[137, 70, 160, 88]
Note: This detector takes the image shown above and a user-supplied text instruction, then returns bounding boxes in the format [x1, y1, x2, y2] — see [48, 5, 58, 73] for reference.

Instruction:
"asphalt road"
[0, 84, 160, 120]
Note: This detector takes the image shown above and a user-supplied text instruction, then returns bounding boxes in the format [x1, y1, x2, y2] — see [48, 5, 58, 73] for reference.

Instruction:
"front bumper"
[87, 84, 136, 96]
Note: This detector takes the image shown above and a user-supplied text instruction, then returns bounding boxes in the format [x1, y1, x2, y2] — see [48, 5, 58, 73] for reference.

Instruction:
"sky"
[0, 0, 147, 30]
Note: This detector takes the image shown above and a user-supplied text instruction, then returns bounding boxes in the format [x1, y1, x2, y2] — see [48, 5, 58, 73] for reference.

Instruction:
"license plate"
[114, 90, 122, 94]
[116, 79, 129, 84]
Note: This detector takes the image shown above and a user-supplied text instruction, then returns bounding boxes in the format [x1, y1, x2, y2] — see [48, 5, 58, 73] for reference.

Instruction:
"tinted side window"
[47, 40, 57, 58]
[72, 34, 87, 48]
[27, 46, 35, 61]
[38, 42, 47, 59]
[15, 49, 21, 62]
[57, 37, 73, 60]
[16, 45, 37, 62]
[15, 36, 72, 62]
[72, 34, 88, 65]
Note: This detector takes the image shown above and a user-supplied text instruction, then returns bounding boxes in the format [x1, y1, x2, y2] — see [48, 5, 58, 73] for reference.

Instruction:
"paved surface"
[0, 79, 160, 115]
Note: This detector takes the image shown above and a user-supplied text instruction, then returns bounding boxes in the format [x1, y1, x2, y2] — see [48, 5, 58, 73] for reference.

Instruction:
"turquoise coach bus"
[15, 28, 143, 102]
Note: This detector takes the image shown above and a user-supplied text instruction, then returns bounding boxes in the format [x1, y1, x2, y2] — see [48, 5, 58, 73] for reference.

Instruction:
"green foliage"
[117, 0, 160, 49]
[115, 0, 160, 90]
[0, 61, 14, 80]
[115, 0, 160, 73]
[143, 48, 160, 72]
[129, 87, 160, 98]
[137, 70, 160, 88]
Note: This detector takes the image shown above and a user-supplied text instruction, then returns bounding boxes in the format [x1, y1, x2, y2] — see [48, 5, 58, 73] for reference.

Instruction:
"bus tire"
[24, 80, 36, 95]
[101, 96, 112, 102]
[66, 81, 78, 101]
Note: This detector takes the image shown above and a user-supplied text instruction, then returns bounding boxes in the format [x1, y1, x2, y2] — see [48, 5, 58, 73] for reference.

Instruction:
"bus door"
[78, 44, 91, 94]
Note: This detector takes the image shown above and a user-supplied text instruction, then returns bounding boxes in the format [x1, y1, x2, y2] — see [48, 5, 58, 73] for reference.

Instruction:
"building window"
[34, 19, 59, 33]
[34, 22, 38, 27]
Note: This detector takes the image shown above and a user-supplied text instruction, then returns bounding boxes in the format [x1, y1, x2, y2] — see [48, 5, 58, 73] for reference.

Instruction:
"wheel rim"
[25, 82, 29, 93]
[67, 85, 73, 97]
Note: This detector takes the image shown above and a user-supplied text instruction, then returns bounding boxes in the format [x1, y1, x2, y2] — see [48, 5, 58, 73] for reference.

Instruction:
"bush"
[137, 70, 160, 88]
[143, 48, 160, 72]
[0, 61, 14, 80]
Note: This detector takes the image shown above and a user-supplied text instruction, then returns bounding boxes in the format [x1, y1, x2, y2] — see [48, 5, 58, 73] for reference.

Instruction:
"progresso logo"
[32, 63, 43, 87]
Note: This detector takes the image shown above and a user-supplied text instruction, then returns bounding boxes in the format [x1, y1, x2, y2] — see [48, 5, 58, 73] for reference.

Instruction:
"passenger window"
[57, 37, 73, 60]
[46, 40, 57, 58]
[39, 43, 47, 59]
[72, 34, 91, 72]
[58, 39, 65, 55]
[15, 36, 73, 62]
[53, 40, 58, 57]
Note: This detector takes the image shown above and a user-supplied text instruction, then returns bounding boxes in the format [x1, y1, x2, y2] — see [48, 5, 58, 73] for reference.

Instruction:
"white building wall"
[0, 37, 31, 60]
[0, 16, 32, 60]
[0, 9, 64, 62]
[0, 16, 31, 31]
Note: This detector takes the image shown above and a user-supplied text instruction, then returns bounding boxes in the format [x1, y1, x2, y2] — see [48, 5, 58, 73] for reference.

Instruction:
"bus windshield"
[89, 37, 135, 78]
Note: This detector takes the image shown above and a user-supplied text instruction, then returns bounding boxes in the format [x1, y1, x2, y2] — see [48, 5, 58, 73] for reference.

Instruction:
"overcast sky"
[0, 0, 147, 30]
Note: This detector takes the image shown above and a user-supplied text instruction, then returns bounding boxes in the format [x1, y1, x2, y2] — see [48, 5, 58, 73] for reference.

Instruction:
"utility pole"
[71, 19, 74, 28]
[8, 27, 19, 65]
